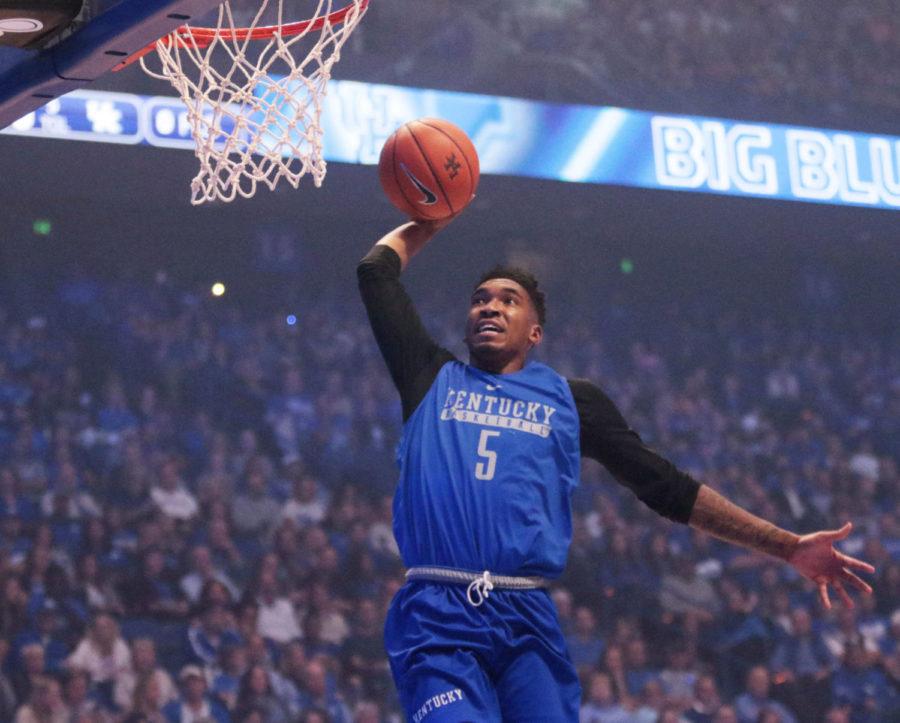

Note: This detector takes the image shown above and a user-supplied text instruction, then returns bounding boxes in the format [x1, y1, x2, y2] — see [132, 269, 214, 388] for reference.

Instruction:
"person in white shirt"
[65, 613, 132, 690]
[279, 475, 327, 529]
[114, 637, 177, 712]
[255, 569, 302, 644]
[150, 457, 198, 522]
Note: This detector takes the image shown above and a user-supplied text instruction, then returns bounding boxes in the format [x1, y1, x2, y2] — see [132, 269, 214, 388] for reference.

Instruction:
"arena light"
[32, 218, 52, 235]
[211, 282, 226, 297]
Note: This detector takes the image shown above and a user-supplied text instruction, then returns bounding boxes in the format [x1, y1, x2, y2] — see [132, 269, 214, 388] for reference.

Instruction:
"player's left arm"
[688, 486, 873, 609]
[568, 378, 875, 609]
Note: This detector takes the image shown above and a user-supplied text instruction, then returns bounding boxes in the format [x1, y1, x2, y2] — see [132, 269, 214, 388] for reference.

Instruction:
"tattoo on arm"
[689, 485, 800, 561]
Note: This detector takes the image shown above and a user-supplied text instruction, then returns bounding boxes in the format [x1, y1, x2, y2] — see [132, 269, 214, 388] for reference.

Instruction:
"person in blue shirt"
[358, 217, 875, 722]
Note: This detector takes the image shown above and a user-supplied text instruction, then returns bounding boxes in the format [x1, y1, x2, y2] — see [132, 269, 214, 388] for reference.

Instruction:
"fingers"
[817, 580, 831, 610]
[841, 568, 873, 595]
[839, 553, 876, 575]
[833, 579, 854, 609]
[820, 521, 853, 542]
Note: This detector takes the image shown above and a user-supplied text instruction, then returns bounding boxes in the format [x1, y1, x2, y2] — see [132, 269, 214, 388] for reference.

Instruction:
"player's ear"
[529, 324, 543, 348]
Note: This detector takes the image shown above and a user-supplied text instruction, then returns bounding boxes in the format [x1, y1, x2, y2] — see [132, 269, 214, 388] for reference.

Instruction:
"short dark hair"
[475, 266, 546, 326]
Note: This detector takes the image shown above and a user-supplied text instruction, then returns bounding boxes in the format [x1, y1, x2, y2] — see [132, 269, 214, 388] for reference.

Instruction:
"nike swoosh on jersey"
[400, 163, 438, 205]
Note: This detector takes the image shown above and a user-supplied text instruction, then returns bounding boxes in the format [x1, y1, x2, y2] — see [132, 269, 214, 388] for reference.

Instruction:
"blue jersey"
[358, 245, 700, 570]
[395, 360, 580, 577]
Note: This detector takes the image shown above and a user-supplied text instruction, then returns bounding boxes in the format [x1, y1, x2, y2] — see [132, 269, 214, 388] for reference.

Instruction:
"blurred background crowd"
[0, 248, 895, 723]
[347, 0, 900, 132]
[3, 0, 898, 722]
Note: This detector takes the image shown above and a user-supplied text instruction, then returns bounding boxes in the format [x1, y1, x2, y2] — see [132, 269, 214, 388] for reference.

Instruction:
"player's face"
[465, 278, 542, 372]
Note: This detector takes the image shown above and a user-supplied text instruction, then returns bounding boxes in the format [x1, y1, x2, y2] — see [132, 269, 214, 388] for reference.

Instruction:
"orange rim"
[113, 0, 368, 70]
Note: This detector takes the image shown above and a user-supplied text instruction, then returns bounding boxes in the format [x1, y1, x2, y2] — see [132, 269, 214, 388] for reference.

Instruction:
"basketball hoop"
[122, 1, 369, 204]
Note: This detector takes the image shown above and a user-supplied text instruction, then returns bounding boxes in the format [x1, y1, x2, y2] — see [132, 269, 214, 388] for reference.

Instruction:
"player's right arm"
[357, 220, 456, 420]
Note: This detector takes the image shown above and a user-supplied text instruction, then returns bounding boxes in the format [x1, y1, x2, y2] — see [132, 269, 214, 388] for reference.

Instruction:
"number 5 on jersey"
[475, 430, 500, 480]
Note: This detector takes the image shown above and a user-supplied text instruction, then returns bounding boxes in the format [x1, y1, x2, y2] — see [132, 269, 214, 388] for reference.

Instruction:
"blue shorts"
[384, 581, 581, 722]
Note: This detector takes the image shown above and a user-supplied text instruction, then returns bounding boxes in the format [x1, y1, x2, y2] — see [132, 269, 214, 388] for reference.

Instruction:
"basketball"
[378, 117, 480, 221]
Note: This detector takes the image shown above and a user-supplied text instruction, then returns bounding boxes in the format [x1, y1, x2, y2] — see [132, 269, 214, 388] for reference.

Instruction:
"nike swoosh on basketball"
[400, 163, 437, 205]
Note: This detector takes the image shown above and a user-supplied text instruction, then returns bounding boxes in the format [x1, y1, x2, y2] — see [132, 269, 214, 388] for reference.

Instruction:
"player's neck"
[469, 351, 527, 375]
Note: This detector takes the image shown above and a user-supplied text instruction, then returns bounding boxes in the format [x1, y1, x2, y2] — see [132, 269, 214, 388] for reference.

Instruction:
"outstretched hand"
[787, 522, 875, 609]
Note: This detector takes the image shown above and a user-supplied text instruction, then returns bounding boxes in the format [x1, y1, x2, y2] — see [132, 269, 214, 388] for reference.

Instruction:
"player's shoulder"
[565, 377, 614, 405]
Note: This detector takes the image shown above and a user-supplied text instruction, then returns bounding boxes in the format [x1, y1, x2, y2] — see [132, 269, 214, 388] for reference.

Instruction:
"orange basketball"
[378, 118, 480, 221]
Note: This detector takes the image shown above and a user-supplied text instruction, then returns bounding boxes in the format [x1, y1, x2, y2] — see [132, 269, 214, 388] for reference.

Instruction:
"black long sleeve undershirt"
[357, 244, 701, 524]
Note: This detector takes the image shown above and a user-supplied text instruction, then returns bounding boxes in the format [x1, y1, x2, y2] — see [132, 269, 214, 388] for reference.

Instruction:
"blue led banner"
[4, 81, 900, 210]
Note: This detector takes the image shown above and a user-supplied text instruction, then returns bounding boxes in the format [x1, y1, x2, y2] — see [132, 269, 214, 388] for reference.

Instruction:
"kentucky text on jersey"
[396, 361, 580, 577]
[440, 388, 558, 438]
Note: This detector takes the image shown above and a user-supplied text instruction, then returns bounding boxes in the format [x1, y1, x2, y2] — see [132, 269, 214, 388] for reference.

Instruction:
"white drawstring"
[466, 570, 494, 607]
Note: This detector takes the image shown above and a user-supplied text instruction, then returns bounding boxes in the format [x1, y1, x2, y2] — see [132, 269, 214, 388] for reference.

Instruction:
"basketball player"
[357, 218, 874, 722]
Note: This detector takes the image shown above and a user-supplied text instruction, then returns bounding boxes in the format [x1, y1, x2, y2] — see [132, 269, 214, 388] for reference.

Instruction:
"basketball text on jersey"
[439, 387, 557, 438]
[412, 688, 465, 722]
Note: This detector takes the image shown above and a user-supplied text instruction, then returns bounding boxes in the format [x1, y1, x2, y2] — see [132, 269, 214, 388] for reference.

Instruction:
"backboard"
[0, 0, 223, 130]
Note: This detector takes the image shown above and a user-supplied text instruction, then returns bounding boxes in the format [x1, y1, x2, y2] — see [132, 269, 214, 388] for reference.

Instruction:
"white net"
[140, 0, 368, 204]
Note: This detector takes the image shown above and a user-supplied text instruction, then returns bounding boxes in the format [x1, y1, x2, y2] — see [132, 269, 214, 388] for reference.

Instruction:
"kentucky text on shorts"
[412, 688, 465, 722]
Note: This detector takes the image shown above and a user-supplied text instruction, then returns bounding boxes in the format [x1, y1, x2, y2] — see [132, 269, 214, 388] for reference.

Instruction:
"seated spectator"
[121, 672, 168, 723]
[149, 458, 198, 523]
[279, 475, 327, 529]
[161, 665, 229, 723]
[821, 607, 879, 661]
[114, 638, 177, 713]
[179, 545, 239, 606]
[186, 602, 242, 667]
[234, 664, 291, 723]
[12, 642, 47, 703]
[598, 644, 629, 705]
[659, 555, 721, 625]
[65, 613, 132, 706]
[579, 671, 630, 722]
[270, 640, 307, 718]
[205, 517, 247, 585]
[254, 569, 301, 645]
[768, 605, 833, 721]
[564, 606, 605, 672]
[630, 679, 666, 722]
[340, 600, 390, 700]
[40, 462, 101, 521]
[61, 668, 104, 721]
[120, 549, 189, 620]
[658, 642, 698, 709]
[713, 580, 770, 692]
[208, 641, 248, 711]
[683, 674, 722, 722]
[296, 659, 351, 723]
[830, 639, 894, 720]
[302, 611, 341, 659]
[733, 665, 797, 723]
[230, 470, 279, 541]
[307, 580, 350, 648]
[73, 553, 123, 617]
[0, 466, 37, 523]
[623, 637, 660, 698]
[13, 599, 70, 673]
[13, 675, 67, 723]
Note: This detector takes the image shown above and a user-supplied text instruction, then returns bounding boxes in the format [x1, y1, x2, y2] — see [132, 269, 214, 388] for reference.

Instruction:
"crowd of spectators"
[0, 259, 896, 723]
[348, 0, 900, 130]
